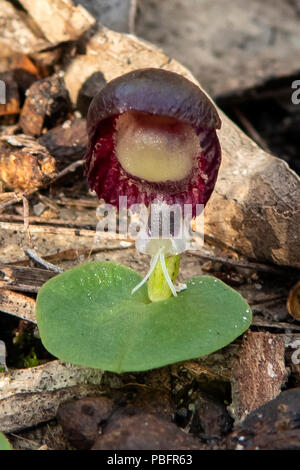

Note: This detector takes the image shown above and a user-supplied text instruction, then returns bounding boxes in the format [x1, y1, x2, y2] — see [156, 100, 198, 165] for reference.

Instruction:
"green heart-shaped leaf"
[36, 262, 251, 372]
[0, 433, 11, 450]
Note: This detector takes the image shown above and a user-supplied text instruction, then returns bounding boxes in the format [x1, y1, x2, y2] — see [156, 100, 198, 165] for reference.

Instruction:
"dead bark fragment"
[0, 361, 99, 401]
[38, 118, 88, 168]
[0, 265, 56, 294]
[0, 360, 103, 433]
[18, 0, 96, 44]
[0, 0, 49, 68]
[0, 385, 104, 435]
[0, 135, 56, 191]
[229, 331, 287, 423]
[19, 73, 72, 137]
[0, 289, 36, 323]
[228, 388, 300, 450]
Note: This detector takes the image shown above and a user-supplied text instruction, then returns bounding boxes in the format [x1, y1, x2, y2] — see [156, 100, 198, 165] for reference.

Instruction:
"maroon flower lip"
[85, 68, 222, 213]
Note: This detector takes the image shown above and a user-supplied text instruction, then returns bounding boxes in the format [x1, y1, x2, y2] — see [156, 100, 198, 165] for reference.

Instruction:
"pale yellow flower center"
[115, 111, 201, 183]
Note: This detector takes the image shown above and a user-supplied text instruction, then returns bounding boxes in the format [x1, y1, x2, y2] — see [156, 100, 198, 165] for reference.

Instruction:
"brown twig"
[251, 318, 300, 332]
[52, 159, 84, 182]
[234, 107, 270, 152]
[37, 193, 59, 211]
[0, 221, 96, 237]
[22, 195, 33, 248]
[250, 293, 286, 306]
[129, 0, 138, 34]
[0, 195, 23, 212]
[0, 192, 19, 201]
[187, 250, 294, 275]
[22, 197, 62, 274]
[56, 197, 99, 208]
[0, 213, 97, 229]
[8, 244, 132, 266]
[0, 222, 133, 243]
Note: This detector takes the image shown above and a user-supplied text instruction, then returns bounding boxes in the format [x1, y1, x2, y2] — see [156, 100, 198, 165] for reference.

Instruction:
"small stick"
[250, 293, 286, 306]
[187, 250, 295, 275]
[0, 192, 20, 201]
[0, 221, 96, 237]
[56, 197, 99, 208]
[251, 318, 300, 332]
[0, 213, 98, 229]
[0, 213, 97, 228]
[129, 0, 138, 34]
[7, 244, 132, 266]
[22, 195, 33, 248]
[234, 107, 270, 152]
[0, 195, 23, 212]
[37, 193, 59, 211]
[26, 249, 63, 274]
[9, 433, 44, 450]
[52, 159, 84, 182]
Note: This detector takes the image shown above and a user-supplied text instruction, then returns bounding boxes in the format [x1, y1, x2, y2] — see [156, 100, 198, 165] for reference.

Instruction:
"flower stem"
[147, 253, 180, 302]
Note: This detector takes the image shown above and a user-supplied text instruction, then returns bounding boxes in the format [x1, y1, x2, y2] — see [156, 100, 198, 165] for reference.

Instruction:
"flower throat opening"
[114, 110, 201, 184]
